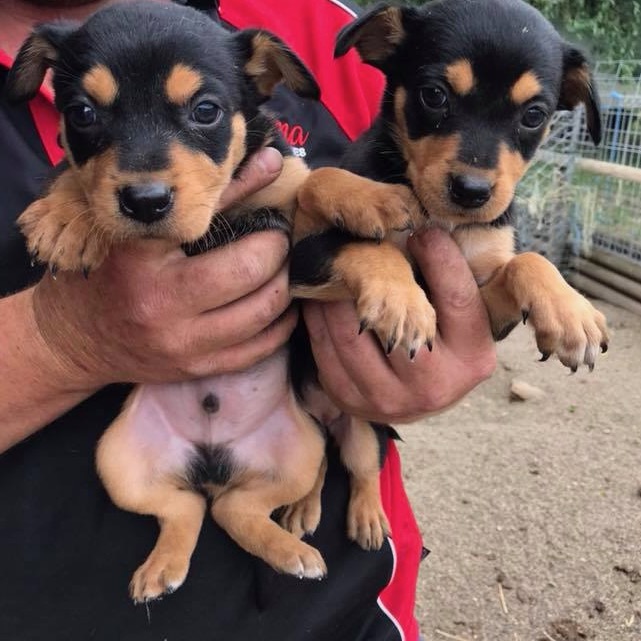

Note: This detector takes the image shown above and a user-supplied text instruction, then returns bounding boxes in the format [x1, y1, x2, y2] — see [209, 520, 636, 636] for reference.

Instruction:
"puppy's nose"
[449, 174, 492, 209]
[118, 183, 174, 224]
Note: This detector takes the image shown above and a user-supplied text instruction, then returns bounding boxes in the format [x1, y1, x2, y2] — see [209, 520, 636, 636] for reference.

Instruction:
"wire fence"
[516, 60, 641, 274]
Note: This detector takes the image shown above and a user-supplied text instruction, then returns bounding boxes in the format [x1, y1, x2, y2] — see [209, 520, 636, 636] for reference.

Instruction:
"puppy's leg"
[294, 167, 422, 243]
[280, 455, 327, 539]
[212, 479, 327, 579]
[292, 238, 436, 356]
[330, 415, 390, 551]
[18, 168, 110, 274]
[97, 400, 207, 603]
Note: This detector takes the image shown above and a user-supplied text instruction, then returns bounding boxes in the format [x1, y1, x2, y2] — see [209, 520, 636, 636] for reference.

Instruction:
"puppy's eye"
[420, 85, 448, 110]
[191, 100, 222, 125]
[66, 103, 97, 128]
[521, 106, 547, 129]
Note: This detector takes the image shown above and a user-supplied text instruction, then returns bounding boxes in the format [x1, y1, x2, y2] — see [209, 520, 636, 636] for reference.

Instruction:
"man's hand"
[303, 227, 496, 423]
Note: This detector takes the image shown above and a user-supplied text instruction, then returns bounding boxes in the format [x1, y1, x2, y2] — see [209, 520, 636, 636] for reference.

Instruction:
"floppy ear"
[558, 46, 602, 145]
[334, 3, 407, 70]
[5, 21, 77, 103]
[236, 29, 320, 101]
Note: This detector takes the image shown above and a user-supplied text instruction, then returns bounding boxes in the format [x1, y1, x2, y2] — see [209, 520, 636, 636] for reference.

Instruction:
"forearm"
[0, 287, 97, 452]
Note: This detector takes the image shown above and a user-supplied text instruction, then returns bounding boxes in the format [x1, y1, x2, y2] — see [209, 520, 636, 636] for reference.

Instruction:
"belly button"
[202, 393, 220, 414]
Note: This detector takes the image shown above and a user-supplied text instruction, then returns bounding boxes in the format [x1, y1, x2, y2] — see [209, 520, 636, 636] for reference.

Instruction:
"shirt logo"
[276, 120, 310, 158]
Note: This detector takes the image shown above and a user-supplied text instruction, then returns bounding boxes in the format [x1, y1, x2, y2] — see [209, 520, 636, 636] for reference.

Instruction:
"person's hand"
[302, 227, 496, 423]
[30, 146, 296, 392]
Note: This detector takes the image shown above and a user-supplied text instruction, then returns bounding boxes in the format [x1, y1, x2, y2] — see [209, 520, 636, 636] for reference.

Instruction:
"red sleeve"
[219, 0, 385, 141]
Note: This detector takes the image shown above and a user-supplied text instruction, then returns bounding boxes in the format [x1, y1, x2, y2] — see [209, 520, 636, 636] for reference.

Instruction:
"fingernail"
[257, 147, 283, 174]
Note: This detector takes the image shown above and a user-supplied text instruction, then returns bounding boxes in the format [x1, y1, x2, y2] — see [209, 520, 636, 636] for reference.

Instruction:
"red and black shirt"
[0, 1, 424, 639]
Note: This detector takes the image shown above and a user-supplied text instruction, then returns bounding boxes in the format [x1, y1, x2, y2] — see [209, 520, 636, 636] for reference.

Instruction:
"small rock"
[496, 569, 514, 589]
[592, 599, 605, 614]
[549, 618, 588, 640]
[510, 379, 545, 402]
[516, 587, 535, 604]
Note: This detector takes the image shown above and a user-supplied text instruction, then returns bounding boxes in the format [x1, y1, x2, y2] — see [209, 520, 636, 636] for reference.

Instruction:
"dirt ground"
[397, 300, 641, 641]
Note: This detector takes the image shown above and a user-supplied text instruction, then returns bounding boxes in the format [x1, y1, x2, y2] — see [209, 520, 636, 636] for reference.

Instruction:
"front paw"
[522, 287, 609, 371]
[357, 277, 436, 358]
[332, 182, 422, 241]
[18, 195, 108, 275]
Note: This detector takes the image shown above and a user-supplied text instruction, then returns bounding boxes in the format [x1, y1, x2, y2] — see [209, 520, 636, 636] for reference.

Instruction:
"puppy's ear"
[558, 46, 602, 145]
[334, 3, 407, 70]
[5, 21, 77, 103]
[236, 30, 320, 101]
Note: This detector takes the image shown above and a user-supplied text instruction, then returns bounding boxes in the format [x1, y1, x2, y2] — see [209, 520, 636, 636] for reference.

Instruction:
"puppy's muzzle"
[118, 183, 174, 224]
[448, 174, 492, 209]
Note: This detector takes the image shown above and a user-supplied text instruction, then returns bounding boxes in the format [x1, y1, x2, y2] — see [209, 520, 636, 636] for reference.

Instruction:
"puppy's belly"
[118, 348, 303, 475]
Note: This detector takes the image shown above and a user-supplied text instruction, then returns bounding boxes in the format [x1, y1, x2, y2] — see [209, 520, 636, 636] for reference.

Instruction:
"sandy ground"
[398, 300, 641, 641]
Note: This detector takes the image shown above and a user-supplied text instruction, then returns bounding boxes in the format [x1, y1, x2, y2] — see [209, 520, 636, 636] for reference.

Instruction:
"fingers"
[408, 227, 492, 352]
[189, 306, 298, 378]
[169, 231, 290, 314]
[217, 147, 283, 211]
[192, 263, 291, 349]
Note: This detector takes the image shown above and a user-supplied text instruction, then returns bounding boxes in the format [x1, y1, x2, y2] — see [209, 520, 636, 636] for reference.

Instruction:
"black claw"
[358, 320, 368, 335]
[539, 352, 551, 362]
[49, 263, 58, 279]
[409, 347, 417, 360]
[601, 342, 608, 354]
[588, 363, 595, 373]
[29, 251, 39, 267]
[570, 364, 578, 373]
[386, 339, 395, 355]
[522, 310, 529, 325]
[426, 340, 433, 352]
[82, 266, 90, 280]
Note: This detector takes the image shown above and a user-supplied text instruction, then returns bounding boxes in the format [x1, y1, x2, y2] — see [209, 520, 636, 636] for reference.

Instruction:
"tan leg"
[212, 478, 327, 579]
[128, 487, 207, 603]
[481, 252, 609, 370]
[280, 455, 327, 539]
[330, 416, 390, 551]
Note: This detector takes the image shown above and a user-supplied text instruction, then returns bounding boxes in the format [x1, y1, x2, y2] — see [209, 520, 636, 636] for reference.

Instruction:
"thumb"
[408, 227, 489, 343]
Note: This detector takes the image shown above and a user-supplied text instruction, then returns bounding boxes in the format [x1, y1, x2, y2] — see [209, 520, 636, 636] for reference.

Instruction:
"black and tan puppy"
[292, 0, 609, 370]
[6, 1, 341, 603]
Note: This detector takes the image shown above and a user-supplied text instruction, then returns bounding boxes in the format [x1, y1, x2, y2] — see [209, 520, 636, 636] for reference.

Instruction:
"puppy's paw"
[357, 277, 436, 358]
[522, 286, 609, 371]
[280, 493, 322, 539]
[18, 180, 108, 275]
[347, 483, 391, 551]
[332, 183, 422, 241]
[267, 539, 327, 580]
[129, 551, 190, 603]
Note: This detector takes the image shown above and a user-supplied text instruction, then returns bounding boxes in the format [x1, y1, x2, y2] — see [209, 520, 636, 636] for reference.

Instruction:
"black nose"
[118, 183, 174, 224]
[449, 174, 492, 209]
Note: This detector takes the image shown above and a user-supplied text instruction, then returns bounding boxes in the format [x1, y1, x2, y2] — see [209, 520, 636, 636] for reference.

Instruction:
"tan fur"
[445, 59, 475, 96]
[292, 239, 436, 357]
[453, 225, 515, 286]
[350, 6, 405, 63]
[240, 155, 309, 225]
[330, 416, 390, 550]
[294, 166, 422, 243]
[509, 70, 542, 104]
[245, 33, 307, 97]
[165, 63, 203, 105]
[82, 64, 119, 106]
[98, 388, 327, 600]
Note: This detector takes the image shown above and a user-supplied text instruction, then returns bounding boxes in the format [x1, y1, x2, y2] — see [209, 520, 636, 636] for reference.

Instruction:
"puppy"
[292, 0, 609, 369]
[7, 1, 336, 603]
[286, 0, 611, 538]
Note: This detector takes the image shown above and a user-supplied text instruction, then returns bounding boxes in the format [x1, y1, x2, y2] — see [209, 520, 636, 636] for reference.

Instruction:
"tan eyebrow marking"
[510, 71, 542, 104]
[165, 63, 203, 105]
[82, 64, 118, 106]
[445, 59, 475, 95]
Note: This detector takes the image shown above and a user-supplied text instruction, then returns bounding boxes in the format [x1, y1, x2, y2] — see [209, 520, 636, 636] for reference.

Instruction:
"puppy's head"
[7, 1, 318, 243]
[336, 0, 601, 226]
